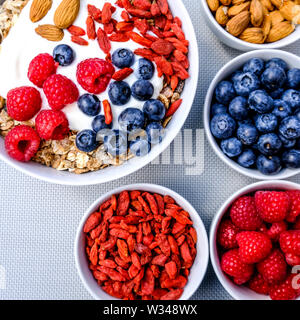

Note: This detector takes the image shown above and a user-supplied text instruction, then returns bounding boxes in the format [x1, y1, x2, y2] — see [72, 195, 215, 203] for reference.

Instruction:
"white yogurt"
[0, 0, 163, 131]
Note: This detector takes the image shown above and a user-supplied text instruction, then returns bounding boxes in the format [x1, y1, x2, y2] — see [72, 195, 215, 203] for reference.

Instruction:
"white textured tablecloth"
[1, 0, 300, 300]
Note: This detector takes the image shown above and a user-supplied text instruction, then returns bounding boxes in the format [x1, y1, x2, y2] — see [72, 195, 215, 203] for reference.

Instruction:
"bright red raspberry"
[285, 253, 300, 266]
[76, 58, 115, 94]
[43, 74, 79, 110]
[230, 196, 262, 231]
[28, 53, 57, 88]
[236, 231, 272, 264]
[269, 274, 300, 300]
[248, 273, 270, 295]
[221, 249, 254, 285]
[7, 86, 42, 121]
[266, 221, 288, 242]
[255, 191, 290, 223]
[257, 249, 287, 283]
[279, 230, 300, 256]
[5, 125, 40, 162]
[294, 216, 300, 230]
[35, 110, 69, 140]
[286, 190, 300, 222]
[217, 219, 240, 249]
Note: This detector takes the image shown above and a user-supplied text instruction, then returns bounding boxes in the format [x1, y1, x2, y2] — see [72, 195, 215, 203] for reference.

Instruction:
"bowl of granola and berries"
[0, 0, 198, 185]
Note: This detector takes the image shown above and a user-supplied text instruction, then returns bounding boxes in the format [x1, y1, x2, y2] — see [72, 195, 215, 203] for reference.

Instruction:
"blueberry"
[212, 103, 227, 116]
[92, 115, 112, 133]
[266, 58, 288, 72]
[129, 136, 151, 157]
[269, 88, 284, 99]
[233, 72, 260, 97]
[282, 149, 300, 168]
[210, 113, 236, 139]
[135, 58, 154, 80]
[243, 58, 265, 76]
[77, 94, 101, 116]
[279, 134, 296, 148]
[282, 89, 300, 109]
[261, 67, 287, 91]
[131, 80, 154, 101]
[76, 130, 98, 152]
[118, 108, 146, 132]
[287, 68, 300, 89]
[220, 137, 242, 158]
[112, 48, 134, 68]
[146, 122, 165, 144]
[53, 44, 75, 66]
[229, 96, 248, 120]
[295, 108, 300, 120]
[103, 129, 128, 156]
[297, 139, 300, 148]
[272, 100, 292, 119]
[257, 133, 282, 155]
[143, 99, 165, 121]
[215, 81, 236, 104]
[255, 113, 278, 133]
[231, 70, 243, 83]
[256, 154, 282, 175]
[237, 149, 256, 168]
[279, 116, 300, 140]
[237, 123, 258, 145]
[248, 90, 274, 113]
[108, 81, 131, 106]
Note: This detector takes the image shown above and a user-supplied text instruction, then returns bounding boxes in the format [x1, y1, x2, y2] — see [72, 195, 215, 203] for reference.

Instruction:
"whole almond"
[280, 1, 300, 21]
[228, 2, 251, 16]
[267, 20, 295, 41]
[262, 14, 272, 39]
[226, 11, 250, 35]
[216, 6, 229, 25]
[220, 0, 232, 5]
[30, 0, 52, 23]
[207, 0, 220, 11]
[260, 0, 274, 10]
[232, 0, 247, 4]
[54, 0, 80, 29]
[270, 0, 284, 9]
[240, 27, 265, 42]
[35, 24, 64, 41]
[270, 10, 284, 25]
[250, 0, 264, 26]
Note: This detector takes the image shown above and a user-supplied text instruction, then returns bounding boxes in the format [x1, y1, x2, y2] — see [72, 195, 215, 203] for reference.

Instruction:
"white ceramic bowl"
[75, 183, 209, 300]
[199, 0, 300, 51]
[204, 49, 300, 180]
[210, 180, 300, 300]
[0, 0, 199, 186]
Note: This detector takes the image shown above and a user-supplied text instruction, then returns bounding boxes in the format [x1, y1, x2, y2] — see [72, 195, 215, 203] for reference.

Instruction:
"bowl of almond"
[200, 0, 300, 51]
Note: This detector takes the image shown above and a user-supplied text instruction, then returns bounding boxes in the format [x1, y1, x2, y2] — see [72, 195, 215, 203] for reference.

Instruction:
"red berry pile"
[218, 190, 300, 300]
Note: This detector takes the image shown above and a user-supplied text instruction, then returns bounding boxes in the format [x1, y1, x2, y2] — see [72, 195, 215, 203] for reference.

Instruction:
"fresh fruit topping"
[43, 74, 79, 110]
[266, 221, 288, 242]
[103, 99, 113, 125]
[279, 230, 300, 256]
[135, 58, 154, 80]
[220, 138, 242, 158]
[92, 115, 112, 133]
[5, 125, 40, 162]
[279, 116, 300, 140]
[215, 81, 236, 104]
[112, 68, 134, 81]
[285, 253, 300, 266]
[237, 149, 256, 168]
[108, 81, 131, 105]
[118, 108, 146, 132]
[103, 129, 128, 156]
[77, 94, 101, 117]
[112, 48, 135, 68]
[28, 53, 57, 88]
[143, 99, 166, 121]
[210, 113, 236, 140]
[256, 155, 282, 175]
[146, 122, 165, 144]
[269, 274, 300, 300]
[131, 79, 154, 101]
[129, 136, 151, 157]
[76, 58, 115, 94]
[7, 86, 42, 121]
[75, 129, 98, 152]
[248, 273, 270, 295]
[217, 219, 240, 249]
[35, 110, 69, 140]
[233, 72, 260, 97]
[53, 44, 75, 66]
[286, 190, 300, 222]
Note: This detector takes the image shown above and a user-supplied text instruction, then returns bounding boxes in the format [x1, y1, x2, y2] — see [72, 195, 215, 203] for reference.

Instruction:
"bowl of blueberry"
[204, 49, 300, 180]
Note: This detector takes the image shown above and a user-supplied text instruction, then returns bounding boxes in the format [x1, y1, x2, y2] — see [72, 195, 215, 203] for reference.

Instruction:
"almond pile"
[207, 0, 300, 44]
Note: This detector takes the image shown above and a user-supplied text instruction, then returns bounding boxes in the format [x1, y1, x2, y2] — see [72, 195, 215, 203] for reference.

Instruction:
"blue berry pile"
[210, 57, 300, 175]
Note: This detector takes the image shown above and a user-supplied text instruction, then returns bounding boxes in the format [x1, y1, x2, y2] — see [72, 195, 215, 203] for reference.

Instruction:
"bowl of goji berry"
[210, 180, 300, 300]
[75, 184, 209, 300]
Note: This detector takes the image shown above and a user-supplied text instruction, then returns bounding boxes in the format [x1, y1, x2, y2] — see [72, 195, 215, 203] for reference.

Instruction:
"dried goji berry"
[131, 252, 142, 270]
[131, 200, 143, 211]
[165, 261, 177, 280]
[89, 242, 98, 265]
[109, 32, 130, 42]
[168, 235, 179, 255]
[121, 10, 131, 21]
[161, 275, 187, 289]
[151, 1, 161, 16]
[112, 67, 133, 81]
[143, 234, 154, 246]
[97, 27, 111, 54]
[127, 8, 152, 18]
[67, 25, 86, 36]
[86, 16, 96, 40]
[150, 25, 164, 38]
[84, 212, 102, 233]
[99, 266, 126, 282]
[133, 0, 152, 10]
[104, 22, 115, 34]
[117, 191, 130, 215]
[137, 195, 151, 214]
[141, 268, 155, 295]
[145, 193, 159, 215]
[99, 249, 107, 261]
[170, 75, 179, 91]
[103, 99, 113, 125]
[127, 31, 152, 48]
[121, 0, 132, 9]
[90, 224, 102, 239]
[101, 237, 117, 250]
[171, 23, 185, 40]
[157, 0, 169, 15]
[93, 270, 108, 282]
[165, 37, 188, 53]
[165, 99, 183, 118]
[128, 264, 139, 279]
[116, 21, 134, 32]
[102, 2, 112, 24]
[172, 222, 185, 235]
[71, 35, 89, 46]
[134, 48, 157, 61]
[117, 239, 130, 261]
[127, 234, 136, 253]
[155, 15, 167, 29]
[99, 259, 117, 268]
[110, 228, 130, 239]
[180, 242, 193, 264]
[151, 39, 174, 56]
[151, 254, 168, 266]
[176, 235, 185, 246]
[160, 288, 183, 300]
[87, 4, 102, 20]
[134, 19, 149, 34]
[163, 31, 175, 38]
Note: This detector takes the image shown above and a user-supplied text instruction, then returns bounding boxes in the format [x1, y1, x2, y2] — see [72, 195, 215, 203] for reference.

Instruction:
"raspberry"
[221, 249, 254, 285]
[236, 231, 272, 264]
[285, 253, 300, 266]
[279, 230, 300, 256]
[76, 58, 115, 94]
[43, 74, 79, 110]
[294, 216, 300, 230]
[28, 53, 57, 88]
[7, 86, 42, 121]
[35, 110, 69, 140]
[286, 190, 300, 222]
[217, 219, 240, 249]
[257, 249, 287, 283]
[266, 221, 288, 242]
[269, 274, 300, 300]
[5, 125, 40, 162]
[255, 191, 290, 223]
[230, 196, 262, 231]
[248, 273, 270, 295]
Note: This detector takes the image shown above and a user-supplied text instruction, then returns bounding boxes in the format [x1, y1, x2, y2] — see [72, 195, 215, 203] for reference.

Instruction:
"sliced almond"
[30, 0, 52, 23]
[270, 10, 284, 25]
[250, 0, 264, 26]
[266, 20, 295, 41]
[228, 2, 251, 16]
[240, 27, 265, 42]
[35, 24, 64, 41]
[207, 0, 220, 11]
[262, 14, 272, 39]
[226, 11, 250, 35]
[216, 6, 230, 25]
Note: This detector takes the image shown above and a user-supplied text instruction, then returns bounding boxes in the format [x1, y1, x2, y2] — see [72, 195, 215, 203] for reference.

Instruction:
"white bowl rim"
[201, 0, 300, 50]
[0, 0, 199, 186]
[204, 49, 300, 180]
[210, 180, 300, 301]
[74, 183, 209, 300]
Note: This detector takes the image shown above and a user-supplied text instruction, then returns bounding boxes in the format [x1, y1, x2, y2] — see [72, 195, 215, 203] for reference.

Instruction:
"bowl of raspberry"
[74, 184, 209, 300]
[210, 180, 300, 300]
[204, 49, 300, 180]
